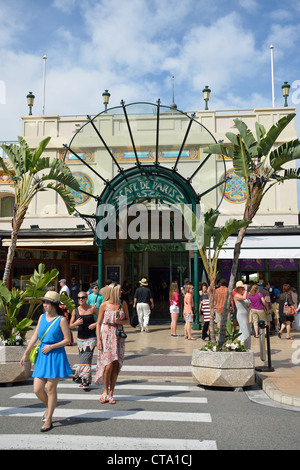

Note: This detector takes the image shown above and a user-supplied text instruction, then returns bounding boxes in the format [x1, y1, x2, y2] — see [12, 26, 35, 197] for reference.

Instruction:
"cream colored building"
[0, 103, 299, 318]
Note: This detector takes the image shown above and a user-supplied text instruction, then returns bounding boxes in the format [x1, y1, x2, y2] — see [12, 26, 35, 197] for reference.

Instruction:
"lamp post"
[102, 89, 111, 112]
[26, 91, 35, 115]
[282, 81, 290, 107]
[202, 86, 211, 110]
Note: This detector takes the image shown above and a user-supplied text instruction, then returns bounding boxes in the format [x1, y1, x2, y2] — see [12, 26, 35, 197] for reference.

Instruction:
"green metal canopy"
[63, 101, 226, 326]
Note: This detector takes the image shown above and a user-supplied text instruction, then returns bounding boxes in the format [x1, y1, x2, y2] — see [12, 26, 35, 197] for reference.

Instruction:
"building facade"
[0, 103, 299, 318]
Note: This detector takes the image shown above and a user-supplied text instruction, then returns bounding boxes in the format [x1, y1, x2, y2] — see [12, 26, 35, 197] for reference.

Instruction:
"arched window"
[0, 195, 15, 217]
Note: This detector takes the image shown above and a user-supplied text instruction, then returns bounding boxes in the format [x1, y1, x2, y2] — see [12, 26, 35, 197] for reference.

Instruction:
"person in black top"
[70, 291, 98, 390]
[133, 277, 154, 332]
[70, 277, 82, 307]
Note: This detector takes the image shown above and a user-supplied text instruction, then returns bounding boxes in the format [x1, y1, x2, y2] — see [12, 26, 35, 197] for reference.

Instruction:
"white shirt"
[60, 285, 70, 296]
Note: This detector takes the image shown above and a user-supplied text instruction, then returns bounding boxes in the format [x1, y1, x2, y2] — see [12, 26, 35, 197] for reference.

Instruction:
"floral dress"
[95, 306, 125, 385]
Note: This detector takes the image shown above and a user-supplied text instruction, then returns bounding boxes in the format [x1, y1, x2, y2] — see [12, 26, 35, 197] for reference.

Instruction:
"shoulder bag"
[130, 307, 139, 328]
[29, 315, 60, 364]
[283, 294, 295, 316]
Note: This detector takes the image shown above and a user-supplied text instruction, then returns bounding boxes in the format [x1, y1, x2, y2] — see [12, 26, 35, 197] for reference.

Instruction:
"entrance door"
[125, 250, 189, 320]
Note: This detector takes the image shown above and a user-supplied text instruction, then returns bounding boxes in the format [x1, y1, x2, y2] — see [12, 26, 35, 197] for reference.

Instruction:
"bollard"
[255, 320, 274, 372]
[258, 320, 266, 361]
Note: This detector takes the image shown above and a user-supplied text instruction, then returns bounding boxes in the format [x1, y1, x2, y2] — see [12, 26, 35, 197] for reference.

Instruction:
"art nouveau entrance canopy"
[63, 101, 226, 319]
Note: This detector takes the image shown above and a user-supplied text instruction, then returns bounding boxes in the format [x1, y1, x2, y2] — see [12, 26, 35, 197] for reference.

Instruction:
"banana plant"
[203, 113, 300, 346]
[23, 263, 75, 319]
[0, 264, 75, 344]
[0, 136, 81, 285]
[181, 205, 250, 344]
[0, 283, 32, 344]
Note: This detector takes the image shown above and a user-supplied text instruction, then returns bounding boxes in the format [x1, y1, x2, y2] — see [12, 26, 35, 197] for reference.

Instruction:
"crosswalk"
[0, 381, 217, 450]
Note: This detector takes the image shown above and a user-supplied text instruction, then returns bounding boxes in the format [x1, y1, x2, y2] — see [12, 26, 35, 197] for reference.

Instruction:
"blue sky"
[1, 0, 300, 143]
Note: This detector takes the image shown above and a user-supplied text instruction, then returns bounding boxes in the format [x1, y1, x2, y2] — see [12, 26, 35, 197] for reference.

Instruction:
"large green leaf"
[269, 139, 300, 171]
[257, 113, 296, 157]
[60, 295, 75, 314]
[203, 209, 219, 250]
[233, 118, 257, 154]
[24, 264, 59, 318]
[179, 203, 204, 249]
[0, 281, 11, 304]
[213, 218, 251, 252]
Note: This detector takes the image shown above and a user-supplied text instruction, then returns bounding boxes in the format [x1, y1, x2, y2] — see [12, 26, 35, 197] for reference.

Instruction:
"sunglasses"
[78, 296, 87, 300]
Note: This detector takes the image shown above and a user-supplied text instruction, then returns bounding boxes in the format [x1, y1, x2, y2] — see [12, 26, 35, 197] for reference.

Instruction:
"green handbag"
[29, 315, 60, 364]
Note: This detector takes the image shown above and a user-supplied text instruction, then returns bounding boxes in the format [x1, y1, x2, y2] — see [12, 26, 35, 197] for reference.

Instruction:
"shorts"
[251, 309, 266, 326]
[170, 305, 180, 314]
[184, 313, 193, 323]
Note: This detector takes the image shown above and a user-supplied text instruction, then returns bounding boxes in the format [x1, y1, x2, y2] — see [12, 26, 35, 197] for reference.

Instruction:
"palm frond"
[255, 122, 266, 144]
[257, 113, 296, 157]
[213, 218, 251, 252]
[44, 182, 77, 214]
[30, 137, 51, 169]
[40, 159, 81, 192]
[233, 118, 257, 155]
[269, 140, 300, 171]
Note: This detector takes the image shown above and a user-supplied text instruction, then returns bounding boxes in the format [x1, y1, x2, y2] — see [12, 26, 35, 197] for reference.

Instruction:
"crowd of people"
[20, 277, 130, 432]
[19, 273, 299, 433]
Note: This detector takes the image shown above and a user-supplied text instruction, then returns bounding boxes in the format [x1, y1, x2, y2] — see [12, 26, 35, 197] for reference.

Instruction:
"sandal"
[188, 337, 196, 340]
[286, 337, 294, 340]
[99, 392, 108, 403]
[82, 379, 90, 391]
[40, 422, 53, 432]
[108, 396, 116, 404]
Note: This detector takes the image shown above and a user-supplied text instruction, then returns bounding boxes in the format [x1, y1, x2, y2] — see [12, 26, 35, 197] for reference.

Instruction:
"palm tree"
[0, 136, 81, 285]
[181, 205, 250, 344]
[203, 112, 300, 345]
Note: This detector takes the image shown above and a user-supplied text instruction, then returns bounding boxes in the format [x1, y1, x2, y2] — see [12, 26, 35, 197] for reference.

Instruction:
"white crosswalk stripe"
[0, 381, 217, 450]
[0, 434, 217, 450]
[12, 392, 208, 404]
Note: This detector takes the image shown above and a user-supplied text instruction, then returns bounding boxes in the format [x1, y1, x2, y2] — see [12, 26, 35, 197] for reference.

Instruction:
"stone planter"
[0, 345, 32, 384]
[191, 349, 255, 388]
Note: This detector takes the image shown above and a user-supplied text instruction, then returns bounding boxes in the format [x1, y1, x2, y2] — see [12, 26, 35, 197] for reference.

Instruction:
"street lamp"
[102, 89, 111, 112]
[27, 91, 35, 115]
[282, 81, 290, 107]
[202, 85, 211, 110]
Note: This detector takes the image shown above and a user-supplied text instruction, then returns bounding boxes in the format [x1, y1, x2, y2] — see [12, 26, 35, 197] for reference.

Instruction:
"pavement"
[64, 320, 300, 409]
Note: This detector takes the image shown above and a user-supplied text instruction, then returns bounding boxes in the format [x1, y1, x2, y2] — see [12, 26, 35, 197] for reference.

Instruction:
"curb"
[255, 372, 300, 408]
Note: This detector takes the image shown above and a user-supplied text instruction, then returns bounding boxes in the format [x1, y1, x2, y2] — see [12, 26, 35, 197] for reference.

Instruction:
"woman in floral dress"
[95, 283, 129, 404]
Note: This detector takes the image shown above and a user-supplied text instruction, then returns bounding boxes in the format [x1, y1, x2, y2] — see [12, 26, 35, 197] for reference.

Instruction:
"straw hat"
[41, 291, 61, 304]
[235, 281, 245, 290]
[139, 277, 148, 286]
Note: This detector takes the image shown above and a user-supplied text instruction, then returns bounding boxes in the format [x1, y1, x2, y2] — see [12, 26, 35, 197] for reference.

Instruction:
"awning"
[219, 235, 300, 259]
[1, 237, 95, 247]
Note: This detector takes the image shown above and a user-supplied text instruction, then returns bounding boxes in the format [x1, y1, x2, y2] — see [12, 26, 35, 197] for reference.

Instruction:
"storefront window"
[0, 196, 14, 217]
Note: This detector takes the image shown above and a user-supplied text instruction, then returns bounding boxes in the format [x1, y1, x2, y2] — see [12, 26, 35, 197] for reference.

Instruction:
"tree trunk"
[2, 205, 27, 286]
[2, 230, 18, 286]
[218, 224, 248, 347]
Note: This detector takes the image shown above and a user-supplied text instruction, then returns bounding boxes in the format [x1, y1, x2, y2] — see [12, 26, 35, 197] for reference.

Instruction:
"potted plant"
[192, 320, 255, 388]
[181, 206, 254, 387]
[0, 264, 75, 384]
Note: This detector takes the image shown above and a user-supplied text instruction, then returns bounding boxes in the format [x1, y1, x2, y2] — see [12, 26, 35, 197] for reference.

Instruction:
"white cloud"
[0, 0, 300, 142]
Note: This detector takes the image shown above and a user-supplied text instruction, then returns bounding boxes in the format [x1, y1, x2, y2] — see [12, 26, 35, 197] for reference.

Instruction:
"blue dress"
[32, 313, 72, 379]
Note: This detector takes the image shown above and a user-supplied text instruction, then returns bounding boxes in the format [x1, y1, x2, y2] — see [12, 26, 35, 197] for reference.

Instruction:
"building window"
[0, 196, 14, 217]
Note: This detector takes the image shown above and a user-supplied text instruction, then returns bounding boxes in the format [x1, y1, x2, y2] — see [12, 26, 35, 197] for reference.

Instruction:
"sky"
[1, 0, 300, 142]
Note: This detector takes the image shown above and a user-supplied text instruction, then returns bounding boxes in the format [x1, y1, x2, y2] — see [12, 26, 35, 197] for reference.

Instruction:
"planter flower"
[201, 320, 246, 353]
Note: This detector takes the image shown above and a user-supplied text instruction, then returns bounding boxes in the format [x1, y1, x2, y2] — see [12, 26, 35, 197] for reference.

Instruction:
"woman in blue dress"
[20, 291, 72, 432]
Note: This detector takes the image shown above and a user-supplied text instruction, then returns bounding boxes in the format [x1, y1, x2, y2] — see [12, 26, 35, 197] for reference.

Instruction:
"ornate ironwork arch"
[63, 101, 226, 324]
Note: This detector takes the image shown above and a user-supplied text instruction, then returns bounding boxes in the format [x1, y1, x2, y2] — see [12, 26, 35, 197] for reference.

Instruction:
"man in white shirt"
[59, 278, 70, 297]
